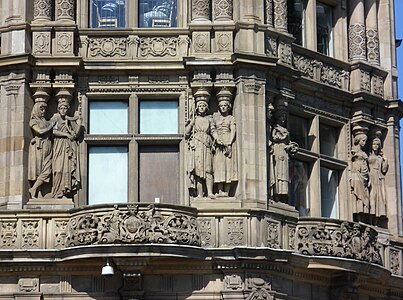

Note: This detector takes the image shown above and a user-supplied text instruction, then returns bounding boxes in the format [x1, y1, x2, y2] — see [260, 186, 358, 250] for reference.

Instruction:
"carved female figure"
[368, 134, 388, 219]
[211, 89, 238, 197]
[28, 97, 55, 198]
[185, 89, 214, 198]
[270, 105, 298, 202]
[350, 131, 370, 220]
[51, 93, 81, 198]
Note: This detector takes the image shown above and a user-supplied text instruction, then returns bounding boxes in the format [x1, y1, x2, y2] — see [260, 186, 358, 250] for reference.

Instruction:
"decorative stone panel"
[139, 37, 179, 57]
[371, 74, 384, 97]
[53, 219, 69, 249]
[18, 277, 39, 292]
[88, 37, 128, 58]
[33, 31, 51, 55]
[224, 274, 243, 290]
[192, 32, 210, 53]
[66, 204, 200, 247]
[21, 220, 41, 249]
[223, 218, 245, 246]
[278, 42, 292, 65]
[265, 34, 277, 56]
[214, 31, 233, 53]
[360, 70, 371, 92]
[267, 220, 280, 249]
[390, 248, 401, 276]
[0, 220, 18, 248]
[55, 31, 74, 55]
[198, 217, 215, 247]
[297, 220, 382, 265]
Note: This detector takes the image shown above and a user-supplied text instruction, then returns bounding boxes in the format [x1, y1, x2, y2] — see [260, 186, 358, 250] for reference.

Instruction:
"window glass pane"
[317, 2, 332, 55]
[287, 0, 305, 45]
[320, 167, 338, 218]
[91, 0, 126, 28]
[139, 145, 179, 204]
[139, 100, 178, 134]
[89, 101, 128, 134]
[139, 0, 177, 28]
[319, 123, 338, 157]
[289, 114, 309, 149]
[289, 159, 310, 216]
[88, 146, 128, 205]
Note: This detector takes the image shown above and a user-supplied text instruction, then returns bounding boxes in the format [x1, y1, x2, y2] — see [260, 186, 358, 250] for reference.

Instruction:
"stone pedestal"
[191, 197, 241, 209]
[24, 198, 74, 210]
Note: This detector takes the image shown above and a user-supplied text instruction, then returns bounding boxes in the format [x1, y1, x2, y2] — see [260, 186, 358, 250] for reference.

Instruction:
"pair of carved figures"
[350, 126, 388, 225]
[185, 88, 238, 198]
[268, 100, 299, 202]
[28, 89, 82, 199]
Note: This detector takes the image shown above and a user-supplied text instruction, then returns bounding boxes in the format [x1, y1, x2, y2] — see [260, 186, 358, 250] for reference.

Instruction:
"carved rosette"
[139, 37, 178, 57]
[273, 0, 287, 32]
[366, 28, 379, 64]
[33, 0, 52, 21]
[297, 221, 382, 265]
[192, 0, 211, 20]
[349, 23, 367, 61]
[65, 205, 201, 247]
[56, 0, 75, 21]
[265, 0, 273, 27]
[88, 37, 128, 58]
[55, 32, 74, 55]
[33, 32, 51, 55]
[213, 0, 233, 21]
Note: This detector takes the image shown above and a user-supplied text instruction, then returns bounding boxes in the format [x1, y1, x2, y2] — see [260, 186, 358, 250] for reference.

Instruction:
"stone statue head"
[352, 124, 368, 149]
[371, 131, 383, 154]
[31, 102, 48, 120]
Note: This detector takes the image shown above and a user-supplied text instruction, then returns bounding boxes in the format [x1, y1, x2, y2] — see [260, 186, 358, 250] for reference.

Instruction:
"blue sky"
[396, 1, 403, 191]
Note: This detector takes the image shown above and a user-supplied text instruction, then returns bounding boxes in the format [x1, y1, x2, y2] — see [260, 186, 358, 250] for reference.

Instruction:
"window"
[287, 111, 345, 218]
[287, 0, 305, 46]
[91, 0, 126, 28]
[316, 2, 333, 55]
[85, 97, 181, 206]
[139, 0, 177, 28]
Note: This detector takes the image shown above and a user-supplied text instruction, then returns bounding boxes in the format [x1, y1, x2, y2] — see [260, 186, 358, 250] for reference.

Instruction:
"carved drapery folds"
[55, 0, 75, 22]
[66, 204, 201, 247]
[33, 0, 52, 22]
[273, 0, 287, 32]
[213, 0, 233, 21]
[192, 0, 211, 21]
[350, 125, 388, 225]
[297, 221, 382, 265]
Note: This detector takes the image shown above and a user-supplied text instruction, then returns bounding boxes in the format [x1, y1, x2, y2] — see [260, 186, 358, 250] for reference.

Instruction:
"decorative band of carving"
[213, 0, 233, 20]
[192, 0, 211, 20]
[366, 28, 380, 64]
[265, 0, 273, 27]
[297, 221, 382, 265]
[273, 0, 287, 31]
[66, 204, 201, 247]
[349, 23, 366, 61]
[33, 0, 52, 21]
[56, 0, 75, 21]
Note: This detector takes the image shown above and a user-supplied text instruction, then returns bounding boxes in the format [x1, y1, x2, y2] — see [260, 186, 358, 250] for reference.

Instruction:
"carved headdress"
[56, 89, 72, 109]
[216, 87, 233, 103]
[32, 88, 50, 104]
[194, 87, 211, 104]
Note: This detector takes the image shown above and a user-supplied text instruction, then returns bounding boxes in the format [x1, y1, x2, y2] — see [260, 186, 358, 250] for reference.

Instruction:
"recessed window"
[139, 0, 177, 28]
[139, 100, 178, 134]
[89, 101, 128, 134]
[91, 0, 126, 28]
[319, 123, 338, 157]
[320, 167, 338, 218]
[287, 0, 305, 46]
[289, 159, 310, 216]
[316, 2, 333, 55]
[289, 114, 309, 149]
[88, 146, 128, 205]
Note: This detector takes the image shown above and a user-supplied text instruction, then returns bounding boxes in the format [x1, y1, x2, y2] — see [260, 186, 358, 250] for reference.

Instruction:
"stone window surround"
[78, 0, 187, 28]
[288, 106, 348, 219]
[81, 91, 185, 206]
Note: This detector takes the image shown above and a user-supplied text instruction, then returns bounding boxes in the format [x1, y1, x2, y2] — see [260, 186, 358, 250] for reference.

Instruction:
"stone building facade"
[0, 0, 402, 299]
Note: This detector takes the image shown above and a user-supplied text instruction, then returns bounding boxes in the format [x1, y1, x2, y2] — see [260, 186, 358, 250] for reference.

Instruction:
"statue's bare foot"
[28, 188, 36, 198]
[208, 193, 216, 199]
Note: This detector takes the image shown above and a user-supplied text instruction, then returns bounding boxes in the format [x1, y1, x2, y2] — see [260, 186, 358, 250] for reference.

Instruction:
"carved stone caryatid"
[265, 0, 273, 27]
[28, 88, 55, 199]
[33, 0, 52, 22]
[55, 0, 75, 22]
[185, 88, 215, 198]
[213, 0, 233, 21]
[350, 124, 370, 222]
[192, 0, 211, 21]
[348, 0, 366, 61]
[368, 131, 388, 222]
[270, 98, 298, 202]
[211, 88, 238, 197]
[365, 0, 380, 64]
[273, 0, 287, 32]
[51, 89, 82, 198]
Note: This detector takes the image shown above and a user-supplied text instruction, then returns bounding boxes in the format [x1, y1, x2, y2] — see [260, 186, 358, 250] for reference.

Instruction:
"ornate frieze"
[66, 204, 200, 247]
[88, 37, 128, 58]
[321, 65, 350, 90]
[33, 31, 51, 55]
[213, 0, 233, 20]
[33, 0, 52, 21]
[192, 0, 211, 20]
[0, 221, 17, 248]
[139, 37, 178, 57]
[273, 0, 287, 32]
[55, 0, 75, 21]
[297, 221, 382, 265]
[349, 23, 367, 61]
